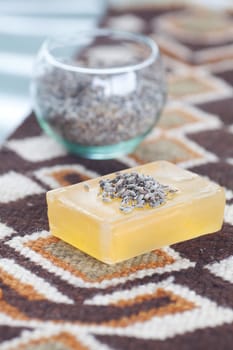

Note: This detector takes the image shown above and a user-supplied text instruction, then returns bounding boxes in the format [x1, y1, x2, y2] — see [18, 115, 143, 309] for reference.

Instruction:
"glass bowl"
[31, 29, 166, 159]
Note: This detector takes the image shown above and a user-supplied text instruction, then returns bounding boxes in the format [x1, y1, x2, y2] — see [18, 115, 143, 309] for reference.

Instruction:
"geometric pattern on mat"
[6, 135, 67, 163]
[0, 171, 44, 203]
[122, 102, 221, 168]
[168, 70, 232, 103]
[1, 4, 233, 350]
[0, 257, 73, 304]
[128, 130, 217, 167]
[153, 7, 233, 65]
[157, 102, 218, 130]
[34, 164, 100, 189]
[155, 8, 233, 45]
[6, 231, 194, 289]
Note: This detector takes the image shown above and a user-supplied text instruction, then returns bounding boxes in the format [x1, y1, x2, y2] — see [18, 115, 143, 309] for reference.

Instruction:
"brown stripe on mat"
[0, 146, 126, 179]
[0, 325, 32, 343]
[0, 287, 28, 320]
[100, 289, 195, 327]
[214, 69, 233, 86]
[30, 154, 127, 176]
[0, 148, 35, 175]
[0, 243, 98, 303]
[0, 284, 189, 324]
[195, 97, 233, 125]
[189, 161, 233, 189]
[173, 267, 233, 309]
[8, 114, 42, 140]
[0, 194, 48, 233]
[95, 323, 233, 350]
[175, 40, 233, 52]
[187, 128, 233, 159]
[172, 224, 233, 265]
[0, 268, 45, 301]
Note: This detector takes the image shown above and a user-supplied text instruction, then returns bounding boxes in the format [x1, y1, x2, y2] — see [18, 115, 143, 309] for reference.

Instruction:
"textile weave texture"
[0, 4, 233, 350]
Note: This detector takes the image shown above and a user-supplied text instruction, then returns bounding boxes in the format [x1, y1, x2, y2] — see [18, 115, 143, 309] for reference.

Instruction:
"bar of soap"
[47, 161, 225, 264]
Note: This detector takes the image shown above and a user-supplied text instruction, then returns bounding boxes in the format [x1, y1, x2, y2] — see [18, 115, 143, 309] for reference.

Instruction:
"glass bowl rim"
[42, 28, 159, 75]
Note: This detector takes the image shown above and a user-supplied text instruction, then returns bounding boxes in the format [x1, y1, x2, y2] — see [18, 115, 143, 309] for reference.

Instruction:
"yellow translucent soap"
[47, 161, 225, 264]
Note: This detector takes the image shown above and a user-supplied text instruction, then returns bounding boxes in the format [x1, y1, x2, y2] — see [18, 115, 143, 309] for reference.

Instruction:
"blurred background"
[0, 0, 232, 144]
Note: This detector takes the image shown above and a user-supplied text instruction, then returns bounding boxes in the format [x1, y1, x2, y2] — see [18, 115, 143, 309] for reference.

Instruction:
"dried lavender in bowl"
[33, 57, 166, 146]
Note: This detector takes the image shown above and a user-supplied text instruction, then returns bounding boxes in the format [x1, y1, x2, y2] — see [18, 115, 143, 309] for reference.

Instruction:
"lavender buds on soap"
[99, 171, 177, 213]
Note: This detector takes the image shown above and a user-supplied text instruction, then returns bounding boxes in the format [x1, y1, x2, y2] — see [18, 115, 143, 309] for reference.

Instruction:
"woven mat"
[1, 3, 233, 349]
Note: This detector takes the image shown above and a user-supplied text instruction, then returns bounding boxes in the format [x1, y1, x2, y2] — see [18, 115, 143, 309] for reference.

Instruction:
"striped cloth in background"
[0, 0, 106, 143]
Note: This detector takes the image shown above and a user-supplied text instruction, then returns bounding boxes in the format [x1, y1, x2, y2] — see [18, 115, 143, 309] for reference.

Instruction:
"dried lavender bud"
[120, 206, 133, 213]
[103, 197, 112, 203]
[99, 171, 177, 213]
[83, 184, 90, 192]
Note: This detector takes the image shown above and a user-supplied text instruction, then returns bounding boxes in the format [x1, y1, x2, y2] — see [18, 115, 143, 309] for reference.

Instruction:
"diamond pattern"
[156, 9, 233, 44]
[6, 231, 194, 289]
[0, 172, 44, 203]
[188, 129, 233, 158]
[168, 70, 231, 102]
[158, 106, 200, 130]
[131, 135, 202, 164]
[34, 164, 100, 189]
[154, 8, 233, 65]
[6, 135, 67, 162]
